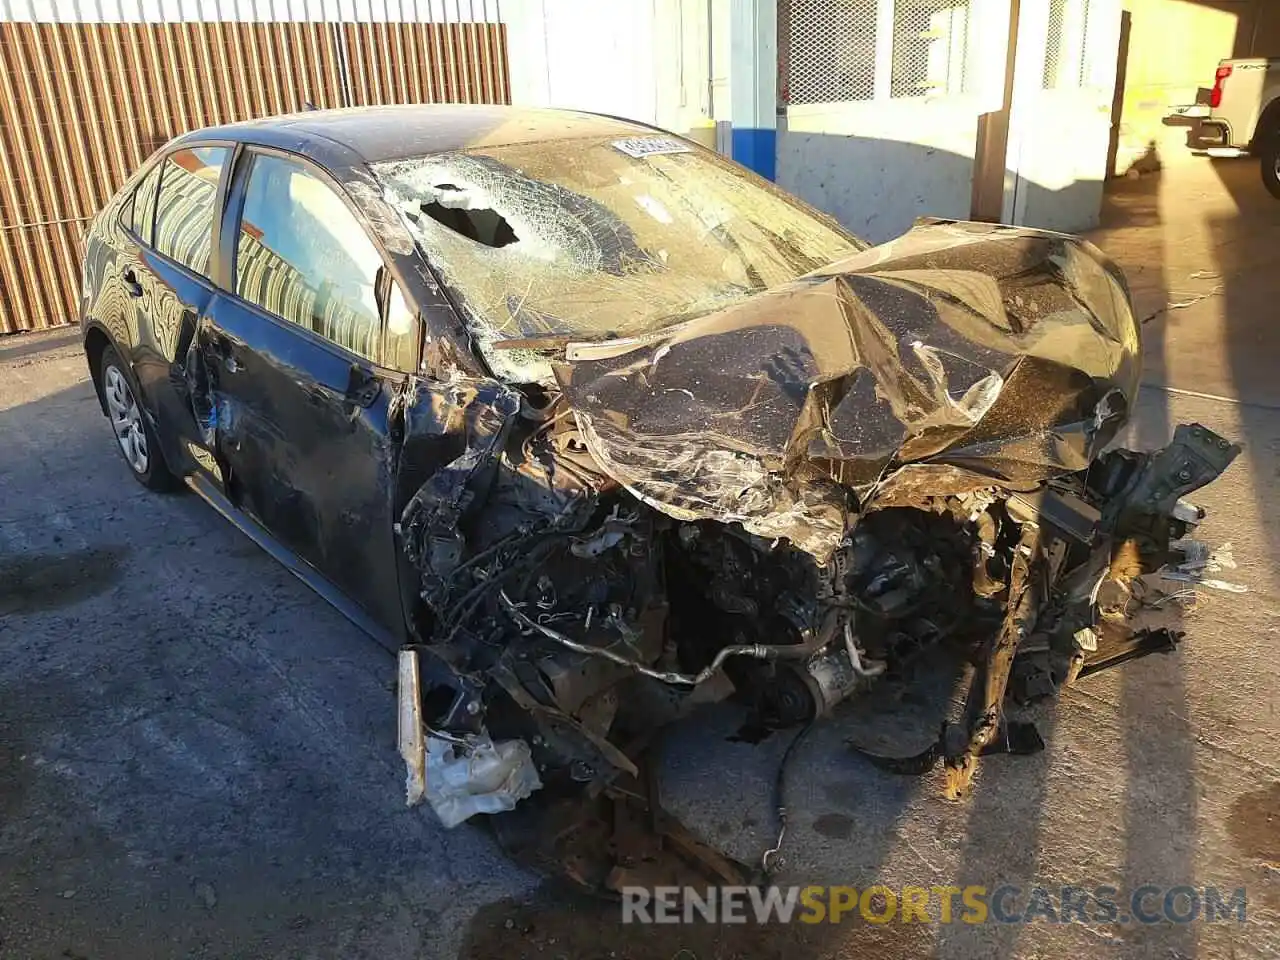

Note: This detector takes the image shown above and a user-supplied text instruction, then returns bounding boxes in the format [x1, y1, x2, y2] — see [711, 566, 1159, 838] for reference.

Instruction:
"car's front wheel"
[1260, 131, 1280, 199]
[99, 346, 177, 491]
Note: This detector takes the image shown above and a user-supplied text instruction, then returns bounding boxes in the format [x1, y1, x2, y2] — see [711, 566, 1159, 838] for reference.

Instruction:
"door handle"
[122, 267, 143, 299]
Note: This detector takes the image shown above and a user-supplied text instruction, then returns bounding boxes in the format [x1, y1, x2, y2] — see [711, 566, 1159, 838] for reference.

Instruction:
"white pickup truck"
[1167, 58, 1280, 197]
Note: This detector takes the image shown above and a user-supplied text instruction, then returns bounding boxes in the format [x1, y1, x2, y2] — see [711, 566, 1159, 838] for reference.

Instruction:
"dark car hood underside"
[552, 220, 1141, 560]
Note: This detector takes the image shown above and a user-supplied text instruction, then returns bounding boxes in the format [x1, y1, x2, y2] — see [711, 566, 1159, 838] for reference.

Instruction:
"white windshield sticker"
[611, 136, 693, 159]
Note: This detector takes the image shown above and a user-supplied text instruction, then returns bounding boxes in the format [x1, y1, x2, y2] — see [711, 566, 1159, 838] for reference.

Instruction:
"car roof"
[171, 104, 661, 168]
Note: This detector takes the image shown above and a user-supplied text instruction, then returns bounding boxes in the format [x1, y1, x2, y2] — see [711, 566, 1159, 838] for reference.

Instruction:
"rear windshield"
[373, 135, 863, 379]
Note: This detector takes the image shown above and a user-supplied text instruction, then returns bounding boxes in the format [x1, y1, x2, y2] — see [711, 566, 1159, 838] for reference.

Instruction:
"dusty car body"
[80, 106, 1237, 874]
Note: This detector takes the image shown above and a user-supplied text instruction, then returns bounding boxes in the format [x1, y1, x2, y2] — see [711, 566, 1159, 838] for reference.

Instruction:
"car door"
[200, 146, 420, 639]
[116, 144, 231, 481]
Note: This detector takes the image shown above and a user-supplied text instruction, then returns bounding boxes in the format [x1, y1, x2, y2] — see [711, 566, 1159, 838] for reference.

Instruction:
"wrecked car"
[81, 105, 1238, 885]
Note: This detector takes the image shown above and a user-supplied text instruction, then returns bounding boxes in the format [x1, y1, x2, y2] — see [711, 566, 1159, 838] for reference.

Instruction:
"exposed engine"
[389, 219, 1241, 890]
[397, 389, 1239, 826]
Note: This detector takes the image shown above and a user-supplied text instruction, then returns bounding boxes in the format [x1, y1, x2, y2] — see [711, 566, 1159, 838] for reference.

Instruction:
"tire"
[98, 346, 178, 492]
[1260, 132, 1280, 199]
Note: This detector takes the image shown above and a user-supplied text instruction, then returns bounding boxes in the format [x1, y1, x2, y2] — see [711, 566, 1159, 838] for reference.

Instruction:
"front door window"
[234, 154, 384, 363]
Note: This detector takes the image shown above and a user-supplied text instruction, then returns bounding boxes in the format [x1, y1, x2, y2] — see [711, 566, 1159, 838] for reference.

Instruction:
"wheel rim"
[1273, 153, 1280, 180]
[103, 364, 149, 475]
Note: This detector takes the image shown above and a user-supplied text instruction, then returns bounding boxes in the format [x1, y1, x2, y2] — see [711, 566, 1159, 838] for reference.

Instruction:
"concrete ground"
[1, 153, 1278, 960]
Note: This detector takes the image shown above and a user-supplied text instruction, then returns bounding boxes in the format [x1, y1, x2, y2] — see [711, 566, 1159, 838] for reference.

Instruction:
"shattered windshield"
[373, 135, 864, 379]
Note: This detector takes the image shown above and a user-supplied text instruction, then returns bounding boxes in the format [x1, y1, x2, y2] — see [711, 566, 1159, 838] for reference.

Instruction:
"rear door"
[117, 145, 231, 479]
[200, 147, 420, 637]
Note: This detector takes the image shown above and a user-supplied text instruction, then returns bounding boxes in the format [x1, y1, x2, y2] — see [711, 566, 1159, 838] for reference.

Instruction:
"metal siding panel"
[158, 22, 194, 134]
[211, 19, 236, 116]
[192, 20, 228, 125]
[390, 20, 411, 102]
[277, 21, 304, 110]
[467, 21, 484, 102]
[455, 22, 472, 102]
[442, 20, 460, 101]
[240, 22, 267, 116]
[361, 21, 379, 104]
[71, 24, 130, 199]
[259, 22, 287, 114]
[104, 24, 148, 171]
[123, 24, 162, 156]
[6, 25, 62, 222]
[374, 19, 390, 101]
[427, 22, 446, 101]
[1, 17, 509, 333]
[0, 25, 65, 331]
[225, 22, 253, 117]
[178, 22, 210, 129]
[45, 24, 102, 219]
[496, 21, 509, 102]
[480, 18, 496, 102]
[140, 22, 179, 138]
[340, 22, 362, 105]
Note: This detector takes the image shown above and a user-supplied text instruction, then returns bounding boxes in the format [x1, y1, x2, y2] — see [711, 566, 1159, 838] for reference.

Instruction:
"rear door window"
[153, 146, 228, 277]
[233, 152, 384, 363]
[130, 163, 162, 244]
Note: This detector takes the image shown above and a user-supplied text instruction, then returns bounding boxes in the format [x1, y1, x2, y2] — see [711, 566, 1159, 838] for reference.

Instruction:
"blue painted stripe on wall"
[731, 127, 776, 181]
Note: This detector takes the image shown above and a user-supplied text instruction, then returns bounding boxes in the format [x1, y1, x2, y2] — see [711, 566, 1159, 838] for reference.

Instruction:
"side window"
[153, 146, 228, 277]
[131, 163, 163, 244]
[234, 153, 383, 363]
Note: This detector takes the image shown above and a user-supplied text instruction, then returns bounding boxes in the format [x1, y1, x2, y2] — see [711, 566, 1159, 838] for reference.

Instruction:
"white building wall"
[777, 0, 1011, 244]
[1002, 0, 1123, 233]
[502, 0, 717, 144]
[503, 0, 656, 121]
[780, 101, 983, 243]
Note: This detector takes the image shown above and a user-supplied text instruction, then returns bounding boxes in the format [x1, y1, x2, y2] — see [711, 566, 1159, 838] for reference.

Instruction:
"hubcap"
[1273, 153, 1280, 180]
[103, 364, 149, 475]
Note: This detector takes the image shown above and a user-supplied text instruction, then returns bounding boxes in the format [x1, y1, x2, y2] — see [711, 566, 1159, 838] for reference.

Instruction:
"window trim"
[120, 139, 238, 286]
[222, 143, 423, 374]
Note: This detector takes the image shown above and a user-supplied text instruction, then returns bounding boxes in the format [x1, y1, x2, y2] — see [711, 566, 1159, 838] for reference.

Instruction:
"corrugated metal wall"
[0, 15, 509, 335]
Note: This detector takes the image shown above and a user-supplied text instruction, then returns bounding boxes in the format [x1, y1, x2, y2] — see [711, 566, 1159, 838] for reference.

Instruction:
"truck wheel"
[1261, 133, 1280, 199]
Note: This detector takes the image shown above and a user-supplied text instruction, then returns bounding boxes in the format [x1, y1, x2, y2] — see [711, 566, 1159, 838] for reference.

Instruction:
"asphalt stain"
[0, 715, 34, 823]
[1227, 782, 1280, 863]
[822, 780, 866, 809]
[813, 812, 854, 840]
[0, 547, 127, 615]
[460, 883, 932, 960]
[1227, 782, 1280, 911]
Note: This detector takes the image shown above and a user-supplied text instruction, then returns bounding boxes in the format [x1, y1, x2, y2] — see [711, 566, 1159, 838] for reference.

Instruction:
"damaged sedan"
[81, 105, 1238, 886]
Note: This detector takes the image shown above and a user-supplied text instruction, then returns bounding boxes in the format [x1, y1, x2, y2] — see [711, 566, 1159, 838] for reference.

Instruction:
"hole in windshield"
[420, 195, 518, 248]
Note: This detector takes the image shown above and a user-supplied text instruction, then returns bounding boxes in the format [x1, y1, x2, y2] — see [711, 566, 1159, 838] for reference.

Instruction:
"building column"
[729, 0, 777, 179]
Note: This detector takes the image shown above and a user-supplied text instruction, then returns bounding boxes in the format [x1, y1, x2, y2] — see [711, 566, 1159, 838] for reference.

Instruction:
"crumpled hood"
[552, 220, 1141, 560]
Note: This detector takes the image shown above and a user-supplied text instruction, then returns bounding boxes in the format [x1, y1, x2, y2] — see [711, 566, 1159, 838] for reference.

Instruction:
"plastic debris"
[424, 736, 542, 829]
